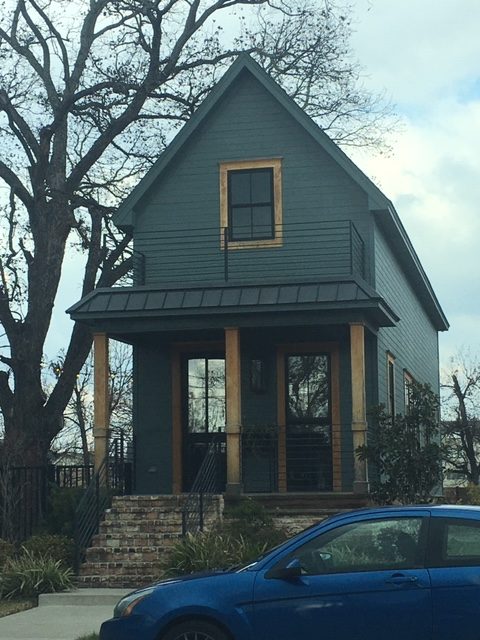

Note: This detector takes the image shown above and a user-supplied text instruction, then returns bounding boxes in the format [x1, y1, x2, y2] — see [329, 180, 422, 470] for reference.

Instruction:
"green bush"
[357, 381, 442, 504]
[164, 499, 287, 576]
[45, 486, 85, 537]
[463, 484, 480, 505]
[0, 548, 73, 599]
[23, 534, 75, 568]
[0, 539, 15, 569]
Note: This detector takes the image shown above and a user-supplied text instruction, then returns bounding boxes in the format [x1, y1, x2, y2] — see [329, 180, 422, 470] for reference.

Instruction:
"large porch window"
[183, 357, 226, 491]
[286, 354, 332, 491]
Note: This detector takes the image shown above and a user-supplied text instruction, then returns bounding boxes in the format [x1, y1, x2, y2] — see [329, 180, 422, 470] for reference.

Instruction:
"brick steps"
[77, 494, 223, 588]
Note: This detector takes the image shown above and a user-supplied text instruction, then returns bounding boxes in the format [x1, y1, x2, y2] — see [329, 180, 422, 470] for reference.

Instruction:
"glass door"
[183, 357, 226, 491]
[286, 354, 332, 491]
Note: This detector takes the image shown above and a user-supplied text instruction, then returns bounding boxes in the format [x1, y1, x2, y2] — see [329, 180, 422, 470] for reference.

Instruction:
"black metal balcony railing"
[133, 219, 366, 286]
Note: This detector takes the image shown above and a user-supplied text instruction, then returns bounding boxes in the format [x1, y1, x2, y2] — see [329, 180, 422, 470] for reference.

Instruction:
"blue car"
[100, 505, 480, 640]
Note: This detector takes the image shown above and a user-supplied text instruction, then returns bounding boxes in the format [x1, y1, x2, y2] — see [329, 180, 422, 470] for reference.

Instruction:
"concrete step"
[99, 519, 183, 532]
[39, 588, 131, 607]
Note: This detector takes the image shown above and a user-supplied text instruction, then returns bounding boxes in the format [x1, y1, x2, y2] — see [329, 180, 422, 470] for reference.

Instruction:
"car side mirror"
[268, 557, 302, 580]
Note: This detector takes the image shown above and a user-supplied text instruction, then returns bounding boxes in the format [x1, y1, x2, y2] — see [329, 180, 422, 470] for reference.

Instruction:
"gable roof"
[114, 53, 391, 231]
[113, 54, 448, 331]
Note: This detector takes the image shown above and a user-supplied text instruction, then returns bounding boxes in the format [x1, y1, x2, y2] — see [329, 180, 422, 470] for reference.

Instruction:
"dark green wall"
[374, 226, 440, 410]
[133, 341, 173, 493]
[133, 69, 373, 287]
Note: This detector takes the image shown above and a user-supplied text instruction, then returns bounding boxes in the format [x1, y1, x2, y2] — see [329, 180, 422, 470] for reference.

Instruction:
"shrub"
[0, 539, 15, 569]
[23, 534, 75, 568]
[0, 548, 73, 599]
[45, 486, 85, 537]
[357, 381, 442, 504]
[164, 499, 287, 576]
[463, 484, 480, 505]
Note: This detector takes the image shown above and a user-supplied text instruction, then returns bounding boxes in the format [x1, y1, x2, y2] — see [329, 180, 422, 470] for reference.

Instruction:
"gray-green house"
[68, 55, 448, 499]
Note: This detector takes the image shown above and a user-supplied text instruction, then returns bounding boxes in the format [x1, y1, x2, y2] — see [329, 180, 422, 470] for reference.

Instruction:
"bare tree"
[0, 0, 395, 465]
[50, 342, 133, 466]
[442, 350, 480, 485]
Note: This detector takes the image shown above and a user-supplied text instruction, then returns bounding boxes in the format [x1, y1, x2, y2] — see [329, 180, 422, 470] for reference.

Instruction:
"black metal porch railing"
[242, 426, 278, 493]
[241, 425, 333, 493]
[181, 434, 224, 536]
[74, 435, 133, 570]
[133, 219, 366, 285]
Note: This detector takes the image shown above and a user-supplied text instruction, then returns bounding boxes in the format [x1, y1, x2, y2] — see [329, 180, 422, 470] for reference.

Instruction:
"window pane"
[229, 172, 251, 205]
[251, 169, 272, 203]
[231, 207, 252, 240]
[446, 522, 480, 562]
[279, 517, 423, 575]
[188, 359, 206, 432]
[252, 206, 273, 239]
[287, 355, 329, 420]
[207, 359, 226, 431]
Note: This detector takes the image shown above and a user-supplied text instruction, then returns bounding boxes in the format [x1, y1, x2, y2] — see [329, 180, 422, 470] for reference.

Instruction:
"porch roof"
[67, 277, 399, 334]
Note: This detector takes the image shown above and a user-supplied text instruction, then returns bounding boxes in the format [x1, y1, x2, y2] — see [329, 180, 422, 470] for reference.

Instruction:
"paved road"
[0, 589, 130, 640]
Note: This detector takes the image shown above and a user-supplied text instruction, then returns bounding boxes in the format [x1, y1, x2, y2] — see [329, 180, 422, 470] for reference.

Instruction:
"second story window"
[228, 168, 274, 241]
[220, 158, 283, 249]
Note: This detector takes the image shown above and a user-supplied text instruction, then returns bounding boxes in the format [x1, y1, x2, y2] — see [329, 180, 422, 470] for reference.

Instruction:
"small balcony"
[133, 219, 366, 287]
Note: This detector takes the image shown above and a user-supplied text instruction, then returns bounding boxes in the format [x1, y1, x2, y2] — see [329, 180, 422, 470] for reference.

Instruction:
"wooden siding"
[133, 342, 173, 493]
[374, 226, 440, 409]
[133, 70, 373, 287]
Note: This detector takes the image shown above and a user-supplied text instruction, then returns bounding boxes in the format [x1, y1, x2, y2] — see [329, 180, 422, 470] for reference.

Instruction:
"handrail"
[74, 434, 132, 571]
[181, 434, 223, 536]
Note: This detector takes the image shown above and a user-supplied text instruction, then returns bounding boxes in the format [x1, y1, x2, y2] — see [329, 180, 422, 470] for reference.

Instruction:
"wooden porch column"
[93, 332, 110, 475]
[350, 323, 369, 494]
[225, 327, 242, 495]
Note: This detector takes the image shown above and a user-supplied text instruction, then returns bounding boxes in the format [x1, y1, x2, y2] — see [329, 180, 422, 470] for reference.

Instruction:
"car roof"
[326, 504, 480, 523]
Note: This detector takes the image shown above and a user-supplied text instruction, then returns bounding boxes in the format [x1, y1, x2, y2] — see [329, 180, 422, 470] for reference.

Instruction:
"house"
[68, 55, 448, 503]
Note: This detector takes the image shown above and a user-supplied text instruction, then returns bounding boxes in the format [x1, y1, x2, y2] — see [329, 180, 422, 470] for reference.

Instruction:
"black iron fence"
[0, 437, 133, 544]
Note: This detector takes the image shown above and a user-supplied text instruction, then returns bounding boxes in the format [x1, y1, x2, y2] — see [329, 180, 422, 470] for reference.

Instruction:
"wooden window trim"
[220, 158, 283, 250]
[387, 352, 396, 416]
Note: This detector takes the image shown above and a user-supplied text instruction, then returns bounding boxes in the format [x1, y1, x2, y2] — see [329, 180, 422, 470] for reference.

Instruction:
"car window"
[273, 517, 425, 575]
[432, 518, 480, 567]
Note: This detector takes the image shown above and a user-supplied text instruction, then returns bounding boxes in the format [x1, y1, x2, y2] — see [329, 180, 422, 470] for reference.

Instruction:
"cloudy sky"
[348, 0, 480, 365]
[48, 0, 479, 368]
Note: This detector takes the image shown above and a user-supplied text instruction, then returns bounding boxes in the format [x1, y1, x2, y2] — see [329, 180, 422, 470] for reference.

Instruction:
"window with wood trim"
[387, 353, 395, 416]
[220, 158, 283, 249]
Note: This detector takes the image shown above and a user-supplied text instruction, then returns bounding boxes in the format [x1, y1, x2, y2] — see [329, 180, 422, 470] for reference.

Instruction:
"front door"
[285, 354, 332, 491]
[182, 356, 226, 491]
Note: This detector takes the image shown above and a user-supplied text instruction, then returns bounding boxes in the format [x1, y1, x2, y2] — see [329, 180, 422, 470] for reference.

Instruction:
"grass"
[75, 635, 99, 640]
[0, 597, 37, 618]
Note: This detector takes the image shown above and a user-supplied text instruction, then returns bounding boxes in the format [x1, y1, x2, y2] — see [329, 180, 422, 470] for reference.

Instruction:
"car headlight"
[114, 586, 155, 618]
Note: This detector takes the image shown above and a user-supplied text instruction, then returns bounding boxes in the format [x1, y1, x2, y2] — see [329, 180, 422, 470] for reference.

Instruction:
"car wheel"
[161, 619, 229, 640]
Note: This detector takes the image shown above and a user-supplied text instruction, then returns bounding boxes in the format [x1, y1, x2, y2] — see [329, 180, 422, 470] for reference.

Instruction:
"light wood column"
[93, 332, 110, 475]
[225, 327, 242, 495]
[350, 323, 369, 494]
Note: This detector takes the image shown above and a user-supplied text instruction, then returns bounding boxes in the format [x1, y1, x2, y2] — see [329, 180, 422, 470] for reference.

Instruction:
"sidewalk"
[0, 589, 130, 640]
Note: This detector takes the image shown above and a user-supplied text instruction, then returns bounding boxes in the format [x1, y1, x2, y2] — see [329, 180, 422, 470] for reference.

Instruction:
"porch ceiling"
[67, 277, 399, 334]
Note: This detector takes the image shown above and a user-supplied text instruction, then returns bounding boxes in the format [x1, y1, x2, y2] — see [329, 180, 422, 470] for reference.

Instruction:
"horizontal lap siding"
[133, 71, 373, 287]
[374, 228, 439, 410]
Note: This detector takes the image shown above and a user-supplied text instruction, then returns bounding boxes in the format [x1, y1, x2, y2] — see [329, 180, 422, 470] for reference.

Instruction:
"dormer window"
[220, 158, 283, 249]
[229, 168, 274, 240]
